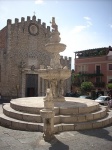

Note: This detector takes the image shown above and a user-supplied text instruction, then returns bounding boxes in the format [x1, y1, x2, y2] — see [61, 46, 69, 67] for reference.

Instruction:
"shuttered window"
[109, 64, 112, 70]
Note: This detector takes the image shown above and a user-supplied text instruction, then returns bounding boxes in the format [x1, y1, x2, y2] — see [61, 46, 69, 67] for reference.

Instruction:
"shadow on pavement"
[49, 141, 69, 150]
[49, 137, 69, 150]
[78, 127, 112, 141]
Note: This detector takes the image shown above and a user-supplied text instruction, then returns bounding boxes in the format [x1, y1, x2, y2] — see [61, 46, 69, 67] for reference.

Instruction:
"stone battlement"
[60, 56, 71, 69]
[7, 16, 50, 31]
[60, 56, 71, 61]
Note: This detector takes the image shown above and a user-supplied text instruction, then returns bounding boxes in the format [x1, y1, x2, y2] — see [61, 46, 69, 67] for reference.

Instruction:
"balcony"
[94, 82, 105, 87]
[78, 71, 103, 78]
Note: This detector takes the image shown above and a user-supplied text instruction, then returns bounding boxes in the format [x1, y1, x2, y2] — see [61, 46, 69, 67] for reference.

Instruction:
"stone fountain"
[38, 17, 71, 102]
[0, 17, 112, 142]
[39, 17, 71, 141]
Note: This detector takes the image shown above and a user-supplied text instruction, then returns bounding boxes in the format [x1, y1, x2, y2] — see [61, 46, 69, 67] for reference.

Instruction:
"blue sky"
[0, 0, 112, 68]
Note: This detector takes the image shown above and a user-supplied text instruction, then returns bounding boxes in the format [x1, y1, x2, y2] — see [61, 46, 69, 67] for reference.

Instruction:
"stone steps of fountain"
[2, 103, 107, 124]
[3, 103, 42, 123]
[0, 113, 43, 131]
[54, 110, 112, 133]
[0, 98, 112, 133]
[54, 106, 107, 124]
[10, 99, 100, 115]
[0, 110, 112, 132]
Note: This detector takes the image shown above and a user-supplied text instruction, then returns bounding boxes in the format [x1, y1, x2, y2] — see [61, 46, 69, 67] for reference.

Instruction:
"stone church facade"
[0, 15, 71, 98]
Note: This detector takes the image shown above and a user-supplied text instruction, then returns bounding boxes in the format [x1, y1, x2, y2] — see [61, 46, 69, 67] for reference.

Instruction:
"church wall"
[0, 16, 71, 98]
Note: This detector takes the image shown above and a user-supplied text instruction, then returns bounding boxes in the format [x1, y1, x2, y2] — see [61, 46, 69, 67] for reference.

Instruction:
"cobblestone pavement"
[0, 104, 112, 150]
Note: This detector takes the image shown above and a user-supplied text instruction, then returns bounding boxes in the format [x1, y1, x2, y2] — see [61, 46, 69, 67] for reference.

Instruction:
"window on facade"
[109, 64, 112, 70]
[77, 66, 81, 72]
[108, 79, 112, 83]
[96, 65, 100, 74]
[77, 65, 87, 73]
[81, 66, 84, 72]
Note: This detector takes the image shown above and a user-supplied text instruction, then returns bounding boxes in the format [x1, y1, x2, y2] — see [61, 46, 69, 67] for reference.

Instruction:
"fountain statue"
[39, 17, 71, 141]
[38, 17, 71, 102]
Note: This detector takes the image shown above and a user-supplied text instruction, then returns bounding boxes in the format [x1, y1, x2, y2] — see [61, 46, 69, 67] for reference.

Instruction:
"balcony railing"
[94, 82, 105, 87]
[78, 71, 103, 77]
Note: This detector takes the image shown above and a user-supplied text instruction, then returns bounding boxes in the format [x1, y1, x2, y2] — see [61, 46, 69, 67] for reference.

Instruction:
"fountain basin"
[45, 43, 66, 53]
[38, 68, 71, 80]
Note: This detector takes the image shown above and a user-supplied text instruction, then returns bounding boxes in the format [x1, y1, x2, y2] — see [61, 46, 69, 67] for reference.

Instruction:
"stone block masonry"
[0, 15, 71, 98]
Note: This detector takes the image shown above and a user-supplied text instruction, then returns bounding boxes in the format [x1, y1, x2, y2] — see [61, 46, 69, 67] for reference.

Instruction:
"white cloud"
[59, 24, 109, 69]
[71, 18, 92, 34]
[72, 25, 87, 33]
[35, 0, 44, 4]
[84, 16, 92, 27]
[109, 24, 112, 28]
[59, 17, 94, 59]
[87, 21, 93, 26]
[84, 16, 91, 20]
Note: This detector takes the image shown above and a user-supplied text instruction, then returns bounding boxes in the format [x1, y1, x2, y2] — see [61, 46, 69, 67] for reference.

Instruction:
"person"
[108, 97, 112, 109]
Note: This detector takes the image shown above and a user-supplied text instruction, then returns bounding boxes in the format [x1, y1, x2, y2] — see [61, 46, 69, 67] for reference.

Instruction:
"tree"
[107, 83, 112, 89]
[107, 83, 112, 98]
[81, 82, 94, 93]
[71, 70, 75, 84]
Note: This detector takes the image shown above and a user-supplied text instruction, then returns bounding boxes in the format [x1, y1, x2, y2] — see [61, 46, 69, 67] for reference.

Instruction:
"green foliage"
[76, 48, 108, 58]
[81, 82, 94, 92]
[71, 70, 75, 83]
[107, 83, 112, 89]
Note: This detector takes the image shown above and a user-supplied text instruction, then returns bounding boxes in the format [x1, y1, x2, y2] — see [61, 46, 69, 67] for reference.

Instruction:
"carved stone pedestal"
[40, 109, 55, 142]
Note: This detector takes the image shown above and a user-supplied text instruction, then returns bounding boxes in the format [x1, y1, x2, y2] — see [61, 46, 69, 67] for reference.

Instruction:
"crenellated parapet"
[60, 56, 71, 60]
[6, 15, 51, 33]
[60, 56, 71, 69]
[21, 17, 25, 22]
[42, 22, 46, 28]
[7, 19, 12, 25]
[27, 16, 30, 22]
[5, 15, 51, 55]
[15, 18, 19, 25]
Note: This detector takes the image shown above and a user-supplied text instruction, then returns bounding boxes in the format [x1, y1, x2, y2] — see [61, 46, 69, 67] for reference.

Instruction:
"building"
[74, 46, 112, 95]
[0, 15, 71, 98]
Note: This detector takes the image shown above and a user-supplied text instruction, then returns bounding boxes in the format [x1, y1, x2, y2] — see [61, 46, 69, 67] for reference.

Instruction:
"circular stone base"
[11, 97, 97, 108]
[1, 96, 111, 132]
[10, 97, 99, 115]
